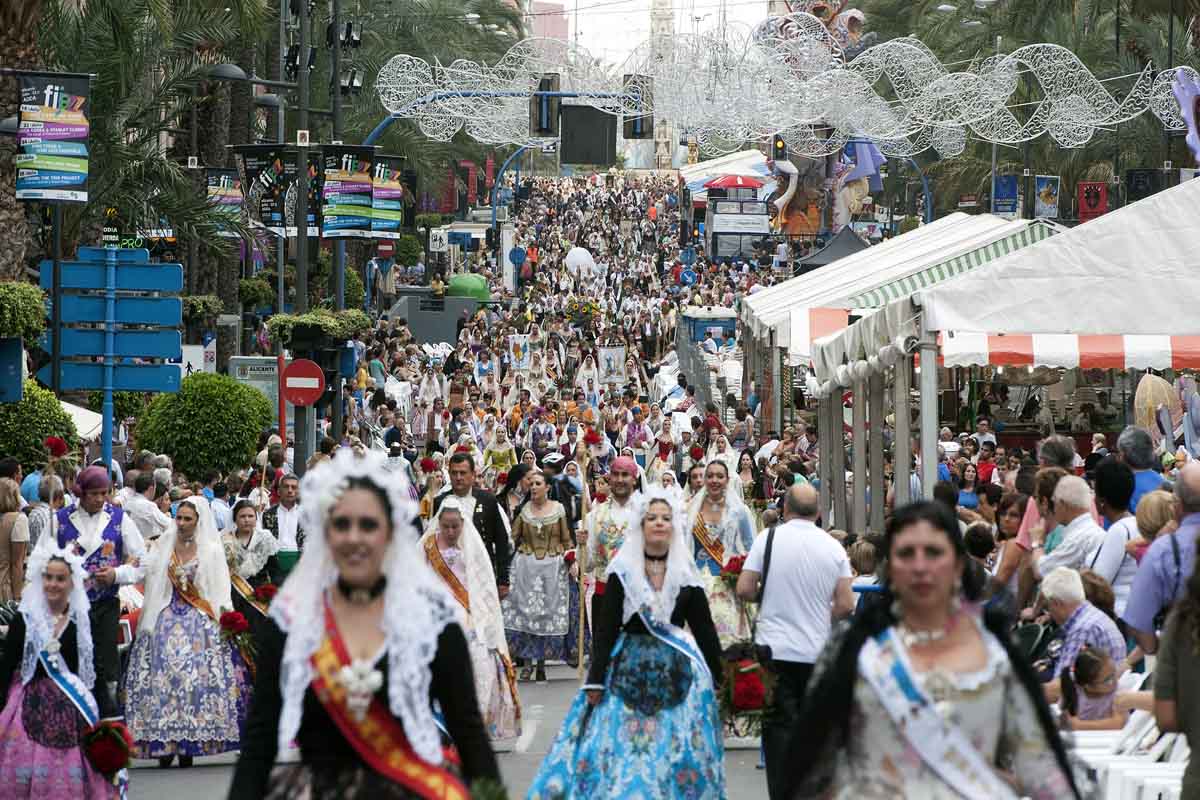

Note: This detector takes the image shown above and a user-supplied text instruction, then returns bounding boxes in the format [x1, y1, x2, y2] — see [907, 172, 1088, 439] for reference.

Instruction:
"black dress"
[228, 618, 499, 800]
[586, 575, 725, 690]
[0, 615, 118, 719]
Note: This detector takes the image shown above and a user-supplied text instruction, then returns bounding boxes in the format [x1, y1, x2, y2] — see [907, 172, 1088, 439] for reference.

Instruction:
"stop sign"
[282, 358, 325, 406]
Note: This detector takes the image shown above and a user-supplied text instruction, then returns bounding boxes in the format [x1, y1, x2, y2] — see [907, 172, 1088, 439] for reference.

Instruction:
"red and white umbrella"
[703, 174, 764, 189]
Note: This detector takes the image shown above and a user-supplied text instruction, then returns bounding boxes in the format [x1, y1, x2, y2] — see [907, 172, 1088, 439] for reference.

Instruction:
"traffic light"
[622, 74, 653, 140]
[679, 222, 690, 246]
[486, 227, 497, 250]
[772, 134, 787, 161]
[529, 74, 561, 137]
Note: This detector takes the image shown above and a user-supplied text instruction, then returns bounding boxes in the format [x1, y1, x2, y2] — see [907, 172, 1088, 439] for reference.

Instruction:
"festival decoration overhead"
[374, 12, 1197, 159]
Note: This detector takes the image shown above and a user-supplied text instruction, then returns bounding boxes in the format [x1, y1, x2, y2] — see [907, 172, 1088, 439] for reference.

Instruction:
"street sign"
[0, 337, 21, 403]
[37, 362, 181, 392]
[58, 295, 182, 326]
[282, 358, 325, 406]
[541, 142, 557, 154]
[44, 328, 181, 359]
[428, 227, 448, 253]
[39, 260, 183, 292]
[231, 356, 292, 423]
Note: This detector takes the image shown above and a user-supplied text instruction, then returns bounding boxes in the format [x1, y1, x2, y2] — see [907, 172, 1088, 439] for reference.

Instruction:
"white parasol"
[564, 246, 596, 278]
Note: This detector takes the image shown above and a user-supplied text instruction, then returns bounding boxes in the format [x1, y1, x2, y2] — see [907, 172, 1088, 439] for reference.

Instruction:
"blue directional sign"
[0, 337, 21, 403]
[43, 328, 181, 359]
[40, 260, 184, 293]
[58, 295, 182, 326]
[38, 362, 181, 392]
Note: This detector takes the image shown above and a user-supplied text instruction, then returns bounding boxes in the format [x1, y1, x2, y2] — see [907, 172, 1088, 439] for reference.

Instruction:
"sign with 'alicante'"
[15, 71, 92, 203]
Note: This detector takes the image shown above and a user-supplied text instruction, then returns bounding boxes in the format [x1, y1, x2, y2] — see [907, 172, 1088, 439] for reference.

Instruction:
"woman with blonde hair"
[1129, 489, 1178, 562]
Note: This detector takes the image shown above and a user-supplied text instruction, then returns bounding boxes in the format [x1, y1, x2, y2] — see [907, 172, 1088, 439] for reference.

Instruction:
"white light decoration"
[374, 13, 1190, 157]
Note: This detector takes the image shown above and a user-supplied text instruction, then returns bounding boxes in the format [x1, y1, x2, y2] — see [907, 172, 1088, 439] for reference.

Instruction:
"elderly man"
[1041, 567, 1126, 701]
[35, 465, 146, 716]
[1031, 475, 1106, 577]
[1123, 462, 1200, 653]
[1117, 425, 1168, 511]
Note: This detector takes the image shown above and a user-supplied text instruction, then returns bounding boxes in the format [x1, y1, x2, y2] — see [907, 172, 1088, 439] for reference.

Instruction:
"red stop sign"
[282, 358, 326, 406]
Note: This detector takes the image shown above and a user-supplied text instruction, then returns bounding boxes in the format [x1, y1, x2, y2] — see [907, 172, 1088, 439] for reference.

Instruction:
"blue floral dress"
[122, 559, 251, 757]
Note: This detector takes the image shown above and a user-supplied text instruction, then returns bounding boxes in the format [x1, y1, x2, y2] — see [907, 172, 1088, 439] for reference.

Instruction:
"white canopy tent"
[63, 400, 103, 442]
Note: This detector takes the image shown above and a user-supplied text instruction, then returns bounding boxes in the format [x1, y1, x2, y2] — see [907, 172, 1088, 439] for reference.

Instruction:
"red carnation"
[689, 445, 705, 460]
[455, 444, 472, 454]
[731, 662, 766, 711]
[496, 471, 509, 486]
[254, 583, 278, 603]
[44, 436, 68, 458]
[220, 611, 250, 635]
[419, 457, 437, 473]
[564, 549, 576, 565]
[584, 428, 603, 446]
[83, 720, 133, 777]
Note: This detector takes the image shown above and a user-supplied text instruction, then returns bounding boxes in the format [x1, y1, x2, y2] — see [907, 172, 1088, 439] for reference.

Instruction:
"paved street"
[129, 664, 767, 799]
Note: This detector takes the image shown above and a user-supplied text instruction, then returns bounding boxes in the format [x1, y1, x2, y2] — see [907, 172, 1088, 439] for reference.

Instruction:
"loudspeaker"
[529, 74, 561, 136]
[622, 74, 653, 140]
[560, 106, 617, 166]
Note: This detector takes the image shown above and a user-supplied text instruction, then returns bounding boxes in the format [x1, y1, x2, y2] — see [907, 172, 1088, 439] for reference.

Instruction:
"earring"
[950, 576, 963, 614]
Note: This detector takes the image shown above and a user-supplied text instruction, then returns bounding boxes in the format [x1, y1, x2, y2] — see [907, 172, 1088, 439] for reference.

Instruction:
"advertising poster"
[1126, 169, 1162, 204]
[598, 345, 628, 385]
[206, 168, 243, 237]
[15, 72, 91, 202]
[1033, 175, 1060, 219]
[371, 155, 406, 240]
[321, 144, 375, 238]
[233, 144, 289, 236]
[1076, 181, 1108, 224]
[992, 175, 1018, 219]
[299, 149, 321, 238]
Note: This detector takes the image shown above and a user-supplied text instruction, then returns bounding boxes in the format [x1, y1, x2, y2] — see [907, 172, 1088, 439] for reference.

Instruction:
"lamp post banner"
[321, 144, 376, 238]
[206, 168, 243, 237]
[371, 155, 406, 240]
[233, 144, 290, 236]
[15, 71, 91, 203]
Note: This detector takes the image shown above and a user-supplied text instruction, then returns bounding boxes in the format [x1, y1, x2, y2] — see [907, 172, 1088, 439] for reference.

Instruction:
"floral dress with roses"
[121, 557, 251, 758]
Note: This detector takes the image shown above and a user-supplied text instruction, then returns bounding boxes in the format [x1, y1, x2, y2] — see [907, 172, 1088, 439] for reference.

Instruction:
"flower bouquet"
[220, 610, 257, 672]
[253, 583, 278, 605]
[717, 656, 776, 734]
[719, 555, 746, 592]
[566, 298, 602, 327]
[82, 719, 133, 781]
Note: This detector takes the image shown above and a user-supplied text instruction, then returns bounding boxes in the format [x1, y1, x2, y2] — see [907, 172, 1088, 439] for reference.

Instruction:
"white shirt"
[744, 518, 852, 663]
[1088, 516, 1139, 616]
[275, 502, 301, 551]
[211, 498, 232, 532]
[1036, 511, 1106, 578]
[124, 493, 172, 541]
[42, 504, 146, 586]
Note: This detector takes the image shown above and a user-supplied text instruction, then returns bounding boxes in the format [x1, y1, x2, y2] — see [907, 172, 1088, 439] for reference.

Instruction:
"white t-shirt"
[744, 518, 851, 664]
[1088, 516, 1139, 617]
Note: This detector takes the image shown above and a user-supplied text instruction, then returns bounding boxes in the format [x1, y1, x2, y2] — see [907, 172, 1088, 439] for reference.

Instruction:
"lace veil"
[20, 544, 94, 688]
[269, 448, 459, 765]
[138, 495, 232, 635]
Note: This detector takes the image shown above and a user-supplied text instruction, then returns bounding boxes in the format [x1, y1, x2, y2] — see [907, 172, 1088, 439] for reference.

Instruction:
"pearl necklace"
[897, 613, 960, 649]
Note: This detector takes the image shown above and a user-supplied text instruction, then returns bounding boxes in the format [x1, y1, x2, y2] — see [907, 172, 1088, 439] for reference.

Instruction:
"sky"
[561, 0, 773, 67]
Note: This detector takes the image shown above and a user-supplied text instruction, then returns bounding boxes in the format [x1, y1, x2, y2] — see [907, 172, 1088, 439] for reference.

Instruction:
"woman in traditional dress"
[229, 449, 500, 799]
[646, 415, 678, 484]
[789, 501, 1081, 800]
[502, 471, 573, 682]
[686, 461, 757, 649]
[0, 545, 117, 798]
[420, 501, 521, 743]
[222, 499, 283, 628]
[575, 354, 599, 393]
[528, 490, 725, 799]
[124, 496, 250, 766]
[483, 428, 518, 488]
[736, 450, 767, 530]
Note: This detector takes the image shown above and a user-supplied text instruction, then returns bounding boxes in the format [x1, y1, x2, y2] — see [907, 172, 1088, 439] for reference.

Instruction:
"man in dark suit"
[432, 452, 511, 596]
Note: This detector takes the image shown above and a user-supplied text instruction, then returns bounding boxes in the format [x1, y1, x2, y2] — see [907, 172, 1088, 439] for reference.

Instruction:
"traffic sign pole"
[277, 354, 287, 450]
[51, 205, 62, 395]
[102, 246, 116, 473]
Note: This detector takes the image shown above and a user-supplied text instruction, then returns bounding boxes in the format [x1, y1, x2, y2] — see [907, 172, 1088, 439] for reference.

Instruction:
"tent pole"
[851, 376, 868, 533]
[894, 361, 913, 506]
[919, 333, 939, 499]
[868, 371, 886, 535]
[830, 393, 848, 531]
[818, 394, 832, 528]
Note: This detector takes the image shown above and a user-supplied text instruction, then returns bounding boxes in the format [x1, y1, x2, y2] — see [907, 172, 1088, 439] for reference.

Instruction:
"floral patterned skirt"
[503, 554, 569, 661]
[0, 680, 116, 799]
[121, 592, 251, 757]
[527, 633, 725, 799]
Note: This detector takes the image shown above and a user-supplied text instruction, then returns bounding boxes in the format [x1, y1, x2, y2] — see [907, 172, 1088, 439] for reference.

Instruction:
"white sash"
[858, 628, 1018, 800]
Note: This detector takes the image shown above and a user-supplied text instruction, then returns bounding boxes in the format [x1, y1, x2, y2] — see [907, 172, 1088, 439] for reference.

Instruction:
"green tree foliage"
[344, 266, 366, 310]
[0, 380, 78, 473]
[239, 278, 275, 309]
[135, 372, 272, 478]
[396, 234, 424, 265]
[0, 282, 46, 345]
[87, 390, 147, 423]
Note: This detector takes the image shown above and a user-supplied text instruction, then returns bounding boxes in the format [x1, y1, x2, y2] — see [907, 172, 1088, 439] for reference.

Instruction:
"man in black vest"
[431, 453, 511, 596]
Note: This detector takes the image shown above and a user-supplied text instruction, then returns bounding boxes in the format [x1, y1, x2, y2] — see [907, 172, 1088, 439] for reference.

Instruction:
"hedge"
[0, 282, 47, 345]
[266, 308, 372, 347]
[0, 380, 78, 472]
[239, 278, 274, 309]
[134, 372, 272, 478]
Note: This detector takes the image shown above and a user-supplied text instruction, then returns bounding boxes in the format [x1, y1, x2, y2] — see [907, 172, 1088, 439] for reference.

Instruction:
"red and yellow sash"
[692, 515, 725, 568]
[231, 573, 270, 616]
[310, 604, 468, 800]
[423, 538, 470, 613]
[169, 551, 217, 623]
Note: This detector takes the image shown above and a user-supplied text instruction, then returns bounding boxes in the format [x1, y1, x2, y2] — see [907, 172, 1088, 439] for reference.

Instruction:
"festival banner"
[15, 72, 91, 203]
[371, 155, 406, 240]
[598, 345, 627, 385]
[992, 175, 1018, 219]
[508, 335, 531, 371]
[1033, 175, 1060, 219]
[301, 149, 321, 238]
[233, 144, 289, 236]
[206, 168, 243, 237]
[321, 144, 375, 238]
[1126, 169, 1162, 204]
[1076, 181, 1108, 224]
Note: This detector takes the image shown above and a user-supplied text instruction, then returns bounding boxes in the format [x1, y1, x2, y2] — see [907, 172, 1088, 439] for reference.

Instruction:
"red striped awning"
[940, 332, 1200, 370]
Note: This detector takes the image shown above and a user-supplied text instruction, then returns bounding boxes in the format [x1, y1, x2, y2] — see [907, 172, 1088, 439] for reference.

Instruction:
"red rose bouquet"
[730, 660, 767, 711]
[718, 554, 746, 591]
[220, 610, 257, 671]
[563, 549, 576, 566]
[254, 583, 278, 604]
[82, 720, 133, 779]
[689, 445, 705, 461]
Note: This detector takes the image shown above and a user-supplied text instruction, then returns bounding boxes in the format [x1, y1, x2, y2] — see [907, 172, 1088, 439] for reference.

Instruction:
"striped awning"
[844, 221, 1057, 309]
[941, 332, 1200, 370]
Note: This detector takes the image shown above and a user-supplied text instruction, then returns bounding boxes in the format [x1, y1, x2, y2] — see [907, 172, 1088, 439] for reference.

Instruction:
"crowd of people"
[0, 172, 1197, 800]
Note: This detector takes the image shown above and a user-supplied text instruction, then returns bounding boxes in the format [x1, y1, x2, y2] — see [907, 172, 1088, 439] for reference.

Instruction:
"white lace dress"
[828, 617, 1074, 800]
